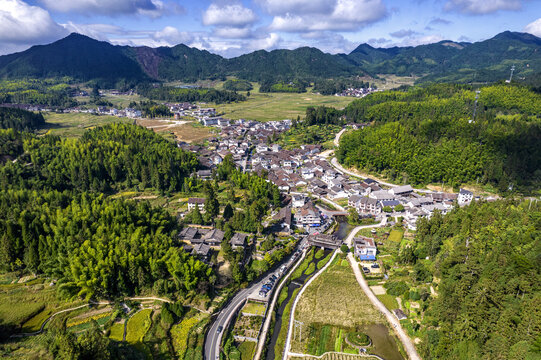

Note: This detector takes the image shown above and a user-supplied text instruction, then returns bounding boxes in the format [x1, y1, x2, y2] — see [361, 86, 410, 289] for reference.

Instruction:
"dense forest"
[406, 200, 541, 359]
[0, 107, 45, 131]
[337, 83, 541, 192]
[0, 79, 77, 108]
[137, 85, 245, 104]
[0, 123, 198, 193]
[0, 190, 211, 301]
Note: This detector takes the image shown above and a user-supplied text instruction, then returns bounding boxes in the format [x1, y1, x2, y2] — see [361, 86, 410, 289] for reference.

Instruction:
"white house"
[458, 188, 473, 205]
[292, 195, 306, 208]
[353, 237, 377, 261]
[188, 198, 205, 211]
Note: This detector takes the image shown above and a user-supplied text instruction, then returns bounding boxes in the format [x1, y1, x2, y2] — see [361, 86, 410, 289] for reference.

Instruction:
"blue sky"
[0, 0, 540, 56]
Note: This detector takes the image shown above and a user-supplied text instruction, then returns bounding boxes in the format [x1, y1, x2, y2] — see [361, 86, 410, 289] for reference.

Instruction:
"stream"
[265, 249, 332, 360]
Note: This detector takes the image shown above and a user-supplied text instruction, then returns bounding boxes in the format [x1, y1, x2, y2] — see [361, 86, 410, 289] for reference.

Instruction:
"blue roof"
[360, 255, 376, 261]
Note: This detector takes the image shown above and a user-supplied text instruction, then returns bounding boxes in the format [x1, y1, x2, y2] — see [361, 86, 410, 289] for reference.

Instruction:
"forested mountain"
[411, 200, 541, 359]
[0, 34, 148, 86]
[336, 83, 541, 192]
[0, 31, 539, 84]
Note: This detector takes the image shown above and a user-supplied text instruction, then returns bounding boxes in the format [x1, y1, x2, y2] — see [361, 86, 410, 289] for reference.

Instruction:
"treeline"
[137, 85, 246, 104]
[0, 190, 211, 300]
[312, 78, 371, 95]
[0, 79, 77, 108]
[259, 79, 307, 93]
[337, 83, 541, 191]
[0, 107, 45, 130]
[0, 123, 198, 193]
[222, 79, 253, 91]
[409, 200, 541, 359]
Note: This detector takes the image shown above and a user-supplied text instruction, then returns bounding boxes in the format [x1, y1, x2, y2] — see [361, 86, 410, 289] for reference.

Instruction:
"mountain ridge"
[0, 31, 539, 85]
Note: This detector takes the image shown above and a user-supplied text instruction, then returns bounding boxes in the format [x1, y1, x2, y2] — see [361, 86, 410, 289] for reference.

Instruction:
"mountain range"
[0, 31, 539, 85]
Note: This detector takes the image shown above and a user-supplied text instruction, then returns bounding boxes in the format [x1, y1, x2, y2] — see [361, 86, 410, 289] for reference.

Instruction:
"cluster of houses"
[178, 119, 291, 171]
[334, 87, 376, 97]
[178, 226, 250, 263]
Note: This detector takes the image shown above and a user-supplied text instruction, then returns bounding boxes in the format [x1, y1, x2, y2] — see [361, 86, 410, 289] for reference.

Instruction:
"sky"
[0, 0, 540, 57]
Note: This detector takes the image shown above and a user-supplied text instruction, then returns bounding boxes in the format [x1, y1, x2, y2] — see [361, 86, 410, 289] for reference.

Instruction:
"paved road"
[344, 225, 421, 360]
[205, 242, 306, 360]
[253, 247, 307, 360]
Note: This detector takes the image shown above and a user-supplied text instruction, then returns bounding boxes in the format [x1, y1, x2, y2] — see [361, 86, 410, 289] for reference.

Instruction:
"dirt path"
[346, 250, 421, 360]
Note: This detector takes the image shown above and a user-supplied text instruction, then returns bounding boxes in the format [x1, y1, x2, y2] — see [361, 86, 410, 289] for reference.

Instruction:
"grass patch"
[388, 230, 404, 243]
[305, 263, 316, 276]
[125, 309, 152, 344]
[21, 308, 53, 332]
[0, 279, 82, 332]
[41, 112, 130, 138]
[238, 341, 256, 360]
[242, 301, 266, 316]
[376, 295, 399, 311]
[317, 252, 334, 270]
[214, 91, 355, 122]
[315, 249, 325, 259]
[109, 322, 125, 341]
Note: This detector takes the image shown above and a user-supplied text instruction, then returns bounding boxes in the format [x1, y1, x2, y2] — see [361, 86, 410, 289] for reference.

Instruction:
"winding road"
[204, 241, 306, 360]
[344, 225, 421, 360]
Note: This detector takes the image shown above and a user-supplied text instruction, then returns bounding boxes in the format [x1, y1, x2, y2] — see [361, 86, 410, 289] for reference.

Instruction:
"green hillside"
[337, 83, 541, 192]
[0, 31, 538, 85]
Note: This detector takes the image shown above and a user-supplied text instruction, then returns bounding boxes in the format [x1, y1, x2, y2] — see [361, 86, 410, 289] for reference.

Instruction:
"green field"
[41, 112, 130, 138]
[242, 301, 266, 316]
[171, 313, 205, 359]
[109, 322, 125, 341]
[126, 309, 153, 344]
[214, 90, 355, 122]
[377, 295, 399, 311]
[0, 276, 82, 333]
[295, 259, 383, 330]
[238, 341, 256, 360]
[388, 230, 404, 243]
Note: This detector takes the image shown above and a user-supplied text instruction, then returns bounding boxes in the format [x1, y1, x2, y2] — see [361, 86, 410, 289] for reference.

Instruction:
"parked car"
[362, 267, 370, 273]
[371, 264, 380, 268]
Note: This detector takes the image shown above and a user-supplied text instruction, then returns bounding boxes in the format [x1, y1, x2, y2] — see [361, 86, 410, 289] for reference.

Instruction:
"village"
[165, 101, 481, 278]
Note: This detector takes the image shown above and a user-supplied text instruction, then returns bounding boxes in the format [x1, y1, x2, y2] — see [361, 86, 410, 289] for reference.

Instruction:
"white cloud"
[202, 3, 257, 27]
[0, 0, 68, 54]
[0, 0, 67, 45]
[151, 26, 194, 45]
[40, 0, 173, 17]
[268, 0, 387, 32]
[257, 0, 335, 15]
[249, 32, 281, 50]
[213, 27, 253, 39]
[444, 0, 522, 14]
[524, 18, 541, 37]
